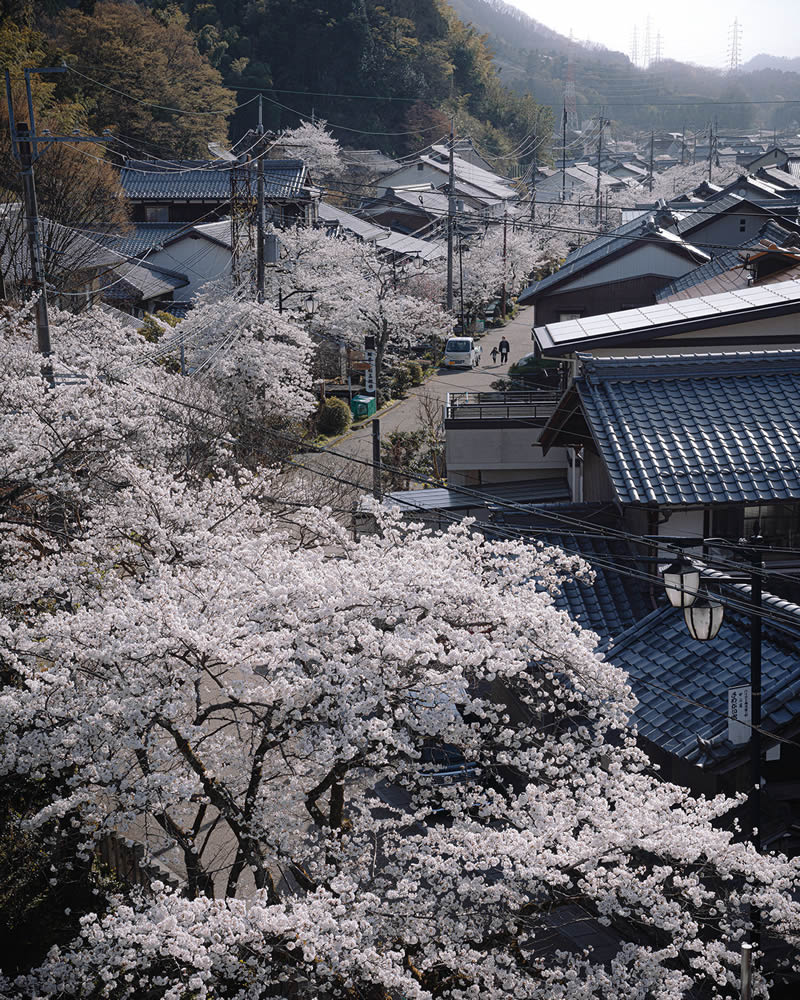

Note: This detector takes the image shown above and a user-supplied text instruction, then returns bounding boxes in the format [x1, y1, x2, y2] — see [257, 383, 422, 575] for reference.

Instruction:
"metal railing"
[445, 390, 560, 421]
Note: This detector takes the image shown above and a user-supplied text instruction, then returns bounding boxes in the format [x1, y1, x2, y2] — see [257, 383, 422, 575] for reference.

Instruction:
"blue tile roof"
[655, 251, 742, 301]
[101, 223, 192, 258]
[120, 158, 308, 202]
[573, 351, 800, 506]
[535, 532, 656, 644]
[610, 603, 800, 759]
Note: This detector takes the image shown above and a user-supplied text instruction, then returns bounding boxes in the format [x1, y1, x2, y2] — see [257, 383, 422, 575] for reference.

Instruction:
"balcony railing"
[445, 390, 560, 422]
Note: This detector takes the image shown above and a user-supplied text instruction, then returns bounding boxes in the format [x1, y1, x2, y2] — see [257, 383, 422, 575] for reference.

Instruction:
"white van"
[443, 337, 481, 368]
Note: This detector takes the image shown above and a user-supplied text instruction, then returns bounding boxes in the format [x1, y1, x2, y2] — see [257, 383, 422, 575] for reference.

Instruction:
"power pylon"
[564, 59, 579, 131]
[631, 26, 639, 68]
[728, 18, 742, 73]
[643, 16, 652, 69]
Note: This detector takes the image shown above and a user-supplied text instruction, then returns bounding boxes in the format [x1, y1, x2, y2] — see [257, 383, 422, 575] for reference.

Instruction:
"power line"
[66, 65, 256, 117]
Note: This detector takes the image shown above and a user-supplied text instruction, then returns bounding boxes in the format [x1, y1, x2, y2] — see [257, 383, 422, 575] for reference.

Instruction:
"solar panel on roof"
[549, 321, 585, 342]
[605, 311, 647, 331]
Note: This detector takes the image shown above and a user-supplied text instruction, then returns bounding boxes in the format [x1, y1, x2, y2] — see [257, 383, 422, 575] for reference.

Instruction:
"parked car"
[443, 336, 482, 368]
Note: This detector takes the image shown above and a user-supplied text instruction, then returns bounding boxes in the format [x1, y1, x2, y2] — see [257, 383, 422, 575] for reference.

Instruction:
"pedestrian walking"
[490, 346, 499, 364]
[499, 336, 510, 363]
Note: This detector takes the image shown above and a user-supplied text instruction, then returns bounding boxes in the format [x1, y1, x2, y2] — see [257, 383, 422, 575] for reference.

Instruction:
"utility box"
[351, 394, 377, 419]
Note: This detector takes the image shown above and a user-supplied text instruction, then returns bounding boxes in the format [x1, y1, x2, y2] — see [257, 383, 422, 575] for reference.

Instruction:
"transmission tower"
[654, 32, 663, 64]
[631, 26, 639, 68]
[564, 55, 579, 131]
[727, 18, 742, 72]
[643, 16, 652, 69]
[230, 155, 256, 286]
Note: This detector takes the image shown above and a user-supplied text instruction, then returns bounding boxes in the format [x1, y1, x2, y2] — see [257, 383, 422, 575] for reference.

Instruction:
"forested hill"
[4, 0, 552, 161]
[448, 0, 800, 132]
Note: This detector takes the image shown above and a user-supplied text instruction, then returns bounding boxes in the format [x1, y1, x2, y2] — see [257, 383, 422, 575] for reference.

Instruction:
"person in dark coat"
[499, 337, 510, 363]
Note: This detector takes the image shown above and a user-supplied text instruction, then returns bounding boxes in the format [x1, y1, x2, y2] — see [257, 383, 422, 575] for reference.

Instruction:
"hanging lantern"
[663, 554, 701, 608]
[684, 593, 725, 642]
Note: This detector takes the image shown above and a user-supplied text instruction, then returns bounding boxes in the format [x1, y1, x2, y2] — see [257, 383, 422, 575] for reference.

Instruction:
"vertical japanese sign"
[728, 684, 751, 745]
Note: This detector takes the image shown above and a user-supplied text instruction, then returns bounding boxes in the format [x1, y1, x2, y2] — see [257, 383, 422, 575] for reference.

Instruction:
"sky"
[505, 0, 800, 70]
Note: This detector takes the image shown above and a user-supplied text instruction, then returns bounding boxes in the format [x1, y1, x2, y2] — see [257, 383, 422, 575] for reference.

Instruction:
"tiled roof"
[102, 261, 187, 302]
[573, 351, 800, 506]
[375, 230, 445, 261]
[100, 223, 193, 258]
[534, 276, 800, 354]
[414, 153, 517, 201]
[534, 532, 655, 644]
[120, 158, 308, 202]
[611, 603, 800, 759]
[0, 208, 122, 288]
[318, 201, 387, 241]
[655, 250, 743, 301]
[191, 220, 233, 248]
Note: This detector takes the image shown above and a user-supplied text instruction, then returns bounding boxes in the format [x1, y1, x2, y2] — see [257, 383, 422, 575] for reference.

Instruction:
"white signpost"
[728, 684, 752, 745]
[364, 349, 377, 395]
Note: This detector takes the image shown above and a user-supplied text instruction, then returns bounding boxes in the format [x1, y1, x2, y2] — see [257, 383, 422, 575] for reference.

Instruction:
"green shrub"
[405, 360, 424, 386]
[316, 397, 352, 437]
[391, 366, 413, 398]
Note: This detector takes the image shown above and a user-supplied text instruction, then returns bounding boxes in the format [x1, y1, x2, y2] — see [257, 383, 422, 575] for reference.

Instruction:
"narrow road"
[293, 306, 536, 498]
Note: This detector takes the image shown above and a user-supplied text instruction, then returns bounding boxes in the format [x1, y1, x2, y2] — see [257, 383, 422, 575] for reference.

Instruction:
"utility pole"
[446, 118, 455, 314]
[681, 123, 686, 166]
[458, 230, 465, 332]
[5, 67, 109, 383]
[561, 101, 567, 203]
[594, 111, 606, 225]
[256, 95, 266, 304]
[649, 130, 655, 193]
[16, 121, 50, 362]
[708, 120, 714, 182]
[371, 418, 381, 500]
[501, 206, 508, 319]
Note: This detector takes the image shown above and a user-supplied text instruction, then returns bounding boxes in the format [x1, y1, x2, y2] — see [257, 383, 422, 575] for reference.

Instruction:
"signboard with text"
[364, 349, 376, 395]
[728, 684, 751, 745]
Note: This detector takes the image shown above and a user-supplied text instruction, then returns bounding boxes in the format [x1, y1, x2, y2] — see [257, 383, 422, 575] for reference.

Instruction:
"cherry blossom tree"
[273, 119, 343, 177]
[1, 305, 800, 998]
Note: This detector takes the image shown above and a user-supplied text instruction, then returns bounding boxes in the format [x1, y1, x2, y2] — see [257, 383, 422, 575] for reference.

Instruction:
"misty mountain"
[742, 53, 800, 74]
[447, 0, 800, 134]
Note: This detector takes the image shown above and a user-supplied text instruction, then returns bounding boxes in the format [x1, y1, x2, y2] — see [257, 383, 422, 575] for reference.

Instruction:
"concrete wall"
[446, 424, 568, 482]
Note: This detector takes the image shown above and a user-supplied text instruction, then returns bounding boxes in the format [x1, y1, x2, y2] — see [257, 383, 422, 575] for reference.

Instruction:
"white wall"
[556, 244, 702, 292]
[147, 236, 232, 301]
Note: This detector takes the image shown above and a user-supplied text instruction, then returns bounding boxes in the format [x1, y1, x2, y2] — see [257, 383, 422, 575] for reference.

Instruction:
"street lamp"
[683, 591, 724, 641]
[661, 539, 763, 853]
[663, 554, 701, 608]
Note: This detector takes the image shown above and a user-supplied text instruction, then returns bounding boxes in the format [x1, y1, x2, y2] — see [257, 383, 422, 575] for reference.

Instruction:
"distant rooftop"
[120, 158, 310, 202]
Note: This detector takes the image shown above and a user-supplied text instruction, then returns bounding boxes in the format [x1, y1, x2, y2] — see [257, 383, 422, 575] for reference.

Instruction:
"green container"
[351, 394, 377, 419]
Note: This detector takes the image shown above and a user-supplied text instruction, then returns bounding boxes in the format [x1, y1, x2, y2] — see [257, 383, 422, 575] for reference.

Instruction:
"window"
[739, 217, 747, 232]
[558, 311, 582, 322]
[144, 204, 169, 223]
[744, 503, 800, 547]
[417, 162, 424, 171]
